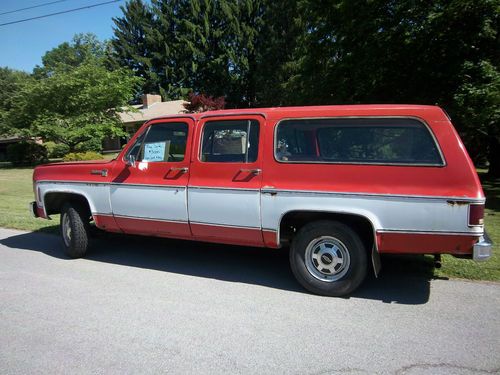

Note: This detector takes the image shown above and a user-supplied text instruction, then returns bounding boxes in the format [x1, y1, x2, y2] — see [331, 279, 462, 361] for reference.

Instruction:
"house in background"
[103, 94, 187, 152]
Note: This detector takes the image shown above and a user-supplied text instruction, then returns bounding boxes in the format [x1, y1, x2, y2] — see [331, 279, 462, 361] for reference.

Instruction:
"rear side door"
[188, 115, 265, 246]
[109, 117, 194, 237]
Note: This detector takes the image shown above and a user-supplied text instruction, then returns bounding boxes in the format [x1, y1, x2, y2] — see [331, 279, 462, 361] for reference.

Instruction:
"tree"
[183, 92, 225, 113]
[111, 0, 267, 106]
[280, 0, 499, 174]
[110, 0, 498, 173]
[254, 0, 300, 106]
[0, 67, 32, 135]
[33, 33, 107, 78]
[8, 61, 142, 152]
[454, 61, 500, 176]
[110, 0, 159, 96]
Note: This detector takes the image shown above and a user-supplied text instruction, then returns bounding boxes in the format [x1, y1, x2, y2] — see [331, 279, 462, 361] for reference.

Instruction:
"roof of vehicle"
[144, 104, 445, 123]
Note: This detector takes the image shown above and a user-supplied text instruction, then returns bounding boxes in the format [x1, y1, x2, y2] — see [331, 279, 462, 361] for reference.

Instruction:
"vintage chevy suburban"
[30, 105, 492, 296]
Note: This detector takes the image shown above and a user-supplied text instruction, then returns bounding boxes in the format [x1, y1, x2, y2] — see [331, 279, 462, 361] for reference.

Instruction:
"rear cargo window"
[275, 118, 444, 165]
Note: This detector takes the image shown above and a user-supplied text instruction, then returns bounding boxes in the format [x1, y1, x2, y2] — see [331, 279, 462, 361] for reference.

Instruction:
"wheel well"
[279, 211, 375, 251]
[44, 192, 91, 218]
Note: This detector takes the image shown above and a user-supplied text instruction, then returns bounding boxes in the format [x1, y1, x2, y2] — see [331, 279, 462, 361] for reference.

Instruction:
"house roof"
[118, 100, 187, 124]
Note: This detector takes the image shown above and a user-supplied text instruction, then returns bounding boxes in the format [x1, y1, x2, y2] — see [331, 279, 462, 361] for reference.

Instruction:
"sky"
[0, 0, 129, 72]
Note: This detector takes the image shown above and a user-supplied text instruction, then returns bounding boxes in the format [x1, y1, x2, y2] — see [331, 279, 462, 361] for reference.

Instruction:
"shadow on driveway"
[1, 230, 440, 305]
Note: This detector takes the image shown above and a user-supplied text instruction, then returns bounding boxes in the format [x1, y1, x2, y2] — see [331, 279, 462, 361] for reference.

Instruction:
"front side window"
[276, 118, 443, 165]
[127, 122, 188, 163]
[201, 120, 260, 163]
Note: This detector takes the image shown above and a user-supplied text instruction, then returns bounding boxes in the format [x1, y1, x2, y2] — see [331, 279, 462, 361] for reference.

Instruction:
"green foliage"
[111, 0, 266, 106]
[44, 142, 70, 158]
[0, 68, 32, 135]
[63, 151, 104, 161]
[75, 138, 103, 152]
[6, 141, 48, 166]
[33, 33, 108, 78]
[110, 0, 159, 97]
[279, 0, 499, 174]
[7, 60, 142, 152]
[453, 60, 500, 175]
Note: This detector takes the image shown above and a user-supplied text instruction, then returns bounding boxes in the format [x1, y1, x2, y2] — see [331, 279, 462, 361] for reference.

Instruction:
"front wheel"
[290, 220, 367, 296]
[60, 203, 90, 258]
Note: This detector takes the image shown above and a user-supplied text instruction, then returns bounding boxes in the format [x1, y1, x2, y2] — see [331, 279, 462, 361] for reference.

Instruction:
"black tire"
[60, 202, 90, 258]
[290, 220, 367, 297]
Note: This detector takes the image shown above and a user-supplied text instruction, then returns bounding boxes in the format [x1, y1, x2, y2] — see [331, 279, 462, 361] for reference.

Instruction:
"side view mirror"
[125, 154, 136, 167]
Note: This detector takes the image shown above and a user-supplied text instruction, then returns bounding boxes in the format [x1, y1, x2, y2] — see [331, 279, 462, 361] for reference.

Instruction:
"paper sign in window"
[143, 141, 170, 162]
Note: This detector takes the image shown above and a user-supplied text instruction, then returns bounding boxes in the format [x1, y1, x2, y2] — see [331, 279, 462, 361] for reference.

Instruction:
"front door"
[188, 115, 264, 246]
[109, 118, 194, 237]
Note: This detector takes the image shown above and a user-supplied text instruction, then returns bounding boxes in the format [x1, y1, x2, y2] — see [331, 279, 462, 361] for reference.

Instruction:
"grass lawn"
[433, 173, 500, 281]
[0, 167, 498, 281]
[0, 168, 59, 233]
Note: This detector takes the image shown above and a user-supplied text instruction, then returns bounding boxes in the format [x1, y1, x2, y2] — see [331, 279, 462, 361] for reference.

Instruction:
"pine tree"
[111, 0, 158, 96]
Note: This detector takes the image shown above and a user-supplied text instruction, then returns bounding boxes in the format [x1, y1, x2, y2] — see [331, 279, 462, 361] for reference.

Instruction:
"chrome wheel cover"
[62, 214, 72, 247]
[305, 236, 350, 282]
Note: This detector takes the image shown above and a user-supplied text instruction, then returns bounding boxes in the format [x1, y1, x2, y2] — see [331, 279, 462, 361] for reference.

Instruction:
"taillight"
[469, 204, 484, 226]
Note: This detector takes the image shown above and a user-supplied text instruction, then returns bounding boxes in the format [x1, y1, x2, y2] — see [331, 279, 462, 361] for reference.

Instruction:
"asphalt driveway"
[0, 227, 498, 374]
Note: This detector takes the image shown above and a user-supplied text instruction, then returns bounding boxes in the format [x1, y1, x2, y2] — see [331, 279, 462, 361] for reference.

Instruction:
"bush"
[44, 142, 70, 158]
[6, 141, 48, 166]
[63, 151, 104, 162]
[75, 138, 103, 152]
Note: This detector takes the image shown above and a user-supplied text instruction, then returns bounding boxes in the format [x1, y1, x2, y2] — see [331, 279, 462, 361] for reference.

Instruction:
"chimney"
[142, 94, 162, 108]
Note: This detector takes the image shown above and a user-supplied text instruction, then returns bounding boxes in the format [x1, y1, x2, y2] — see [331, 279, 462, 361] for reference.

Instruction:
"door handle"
[169, 167, 189, 174]
[90, 169, 108, 177]
[240, 168, 261, 175]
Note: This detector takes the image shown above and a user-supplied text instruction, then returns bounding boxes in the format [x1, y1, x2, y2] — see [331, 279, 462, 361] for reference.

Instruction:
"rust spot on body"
[447, 200, 469, 206]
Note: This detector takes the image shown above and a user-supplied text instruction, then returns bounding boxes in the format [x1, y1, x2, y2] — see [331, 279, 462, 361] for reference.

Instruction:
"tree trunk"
[487, 136, 500, 178]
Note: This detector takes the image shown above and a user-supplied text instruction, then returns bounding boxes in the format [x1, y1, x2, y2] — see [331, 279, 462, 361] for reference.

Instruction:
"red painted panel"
[260, 106, 483, 200]
[263, 230, 279, 248]
[188, 114, 265, 189]
[190, 223, 265, 247]
[112, 216, 191, 237]
[377, 232, 478, 255]
[36, 206, 47, 219]
[93, 214, 121, 233]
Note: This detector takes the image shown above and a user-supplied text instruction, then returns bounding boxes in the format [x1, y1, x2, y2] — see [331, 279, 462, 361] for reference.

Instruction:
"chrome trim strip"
[92, 212, 113, 217]
[37, 180, 484, 202]
[95, 213, 260, 229]
[190, 221, 261, 230]
[200, 112, 266, 120]
[272, 116, 447, 167]
[38, 180, 186, 189]
[112, 214, 188, 224]
[261, 188, 485, 203]
[110, 183, 186, 189]
[38, 180, 109, 185]
[188, 186, 260, 192]
[145, 115, 196, 123]
[377, 229, 482, 236]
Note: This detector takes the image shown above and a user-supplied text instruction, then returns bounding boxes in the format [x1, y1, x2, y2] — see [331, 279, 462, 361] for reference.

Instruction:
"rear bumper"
[473, 232, 493, 261]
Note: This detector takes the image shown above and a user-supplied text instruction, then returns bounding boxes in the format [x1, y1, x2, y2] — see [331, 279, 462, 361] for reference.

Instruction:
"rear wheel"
[290, 220, 367, 296]
[60, 202, 90, 258]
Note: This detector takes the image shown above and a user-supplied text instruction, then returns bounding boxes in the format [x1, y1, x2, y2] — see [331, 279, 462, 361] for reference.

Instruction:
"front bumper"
[473, 232, 493, 261]
[29, 201, 39, 218]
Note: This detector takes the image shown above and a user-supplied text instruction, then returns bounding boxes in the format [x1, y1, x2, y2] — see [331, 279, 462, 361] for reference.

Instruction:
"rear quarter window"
[275, 118, 444, 166]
